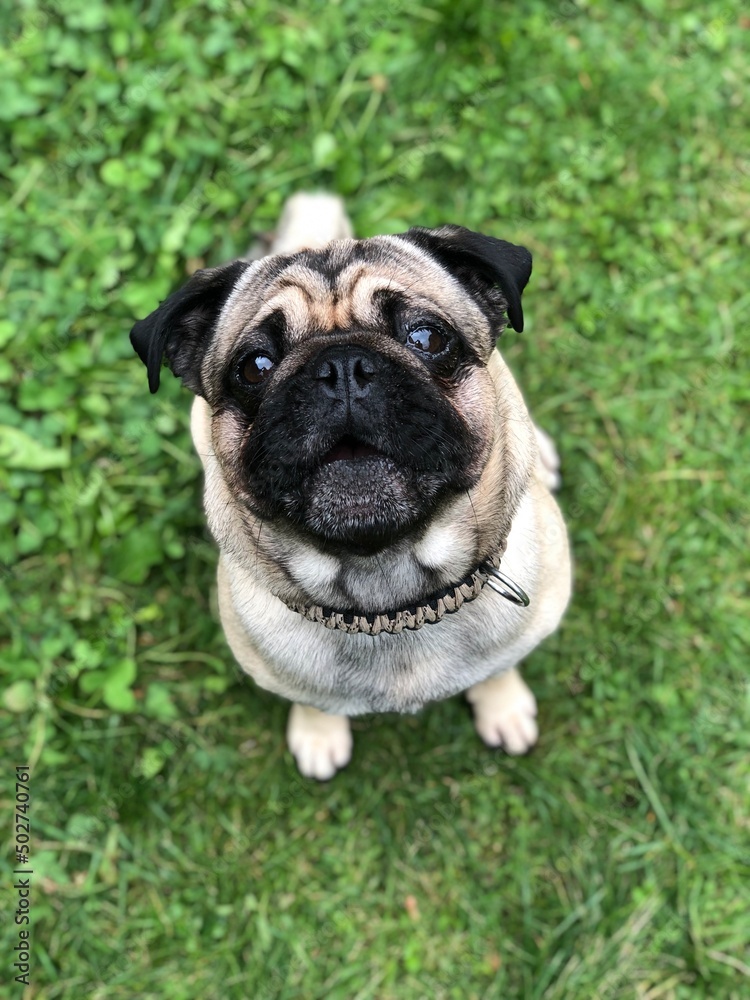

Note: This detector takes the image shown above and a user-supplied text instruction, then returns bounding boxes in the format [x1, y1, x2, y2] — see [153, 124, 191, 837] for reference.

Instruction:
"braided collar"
[278, 539, 529, 636]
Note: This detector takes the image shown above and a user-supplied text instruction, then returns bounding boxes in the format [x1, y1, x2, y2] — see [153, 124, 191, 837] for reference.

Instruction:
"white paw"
[533, 424, 562, 491]
[271, 193, 353, 254]
[466, 669, 539, 755]
[286, 703, 352, 780]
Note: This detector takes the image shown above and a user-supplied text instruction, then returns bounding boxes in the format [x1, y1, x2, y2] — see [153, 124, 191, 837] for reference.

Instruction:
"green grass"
[1, 0, 749, 997]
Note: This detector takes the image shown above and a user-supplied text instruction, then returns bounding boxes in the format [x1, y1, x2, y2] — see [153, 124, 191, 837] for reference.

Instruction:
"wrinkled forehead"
[214, 235, 491, 352]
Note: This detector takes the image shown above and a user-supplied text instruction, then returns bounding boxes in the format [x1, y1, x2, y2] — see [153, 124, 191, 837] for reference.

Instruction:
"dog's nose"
[313, 347, 377, 401]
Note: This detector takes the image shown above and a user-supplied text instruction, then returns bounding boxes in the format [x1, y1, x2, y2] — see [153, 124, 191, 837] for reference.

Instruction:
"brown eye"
[406, 326, 445, 354]
[241, 353, 275, 384]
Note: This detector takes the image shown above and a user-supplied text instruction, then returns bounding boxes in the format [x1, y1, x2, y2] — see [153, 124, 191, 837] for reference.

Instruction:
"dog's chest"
[223, 564, 528, 715]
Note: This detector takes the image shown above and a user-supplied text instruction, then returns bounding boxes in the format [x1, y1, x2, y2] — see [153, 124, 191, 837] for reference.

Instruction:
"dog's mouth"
[298, 433, 418, 552]
[244, 410, 474, 553]
[321, 434, 385, 465]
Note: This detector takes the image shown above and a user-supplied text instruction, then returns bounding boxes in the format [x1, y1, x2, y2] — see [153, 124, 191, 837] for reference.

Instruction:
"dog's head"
[130, 226, 532, 555]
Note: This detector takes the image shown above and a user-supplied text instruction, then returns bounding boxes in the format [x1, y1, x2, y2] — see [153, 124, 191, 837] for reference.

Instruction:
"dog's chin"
[300, 455, 424, 554]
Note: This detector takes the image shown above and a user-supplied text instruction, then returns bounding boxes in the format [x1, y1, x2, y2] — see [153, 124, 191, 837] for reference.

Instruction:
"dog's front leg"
[465, 668, 539, 755]
[287, 703, 353, 780]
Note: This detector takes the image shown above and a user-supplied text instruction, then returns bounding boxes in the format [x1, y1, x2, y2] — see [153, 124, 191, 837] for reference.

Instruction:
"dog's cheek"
[209, 411, 256, 503]
[226, 388, 314, 516]
[447, 368, 496, 480]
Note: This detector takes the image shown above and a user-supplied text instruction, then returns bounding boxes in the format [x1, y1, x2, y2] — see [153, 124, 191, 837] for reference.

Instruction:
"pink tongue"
[324, 440, 379, 463]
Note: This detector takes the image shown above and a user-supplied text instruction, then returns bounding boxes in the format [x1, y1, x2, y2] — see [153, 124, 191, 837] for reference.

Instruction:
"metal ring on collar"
[484, 566, 530, 607]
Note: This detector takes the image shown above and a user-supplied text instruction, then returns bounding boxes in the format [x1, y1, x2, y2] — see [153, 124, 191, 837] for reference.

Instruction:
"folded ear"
[394, 225, 532, 333]
[130, 259, 250, 394]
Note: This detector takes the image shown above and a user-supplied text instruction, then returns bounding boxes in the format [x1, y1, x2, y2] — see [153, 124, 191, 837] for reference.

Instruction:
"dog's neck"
[277, 537, 529, 636]
[238, 489, 501, 611]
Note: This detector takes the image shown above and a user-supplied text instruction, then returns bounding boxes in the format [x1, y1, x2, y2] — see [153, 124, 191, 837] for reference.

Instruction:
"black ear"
[394, 225, 532, 332]
[130, 259, 250, 394]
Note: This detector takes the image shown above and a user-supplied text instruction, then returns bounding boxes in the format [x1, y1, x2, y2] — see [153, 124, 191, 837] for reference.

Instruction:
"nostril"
[312, 350, 377, 399]
[315, 359, 339, 385]
[352, 356, 375, 389]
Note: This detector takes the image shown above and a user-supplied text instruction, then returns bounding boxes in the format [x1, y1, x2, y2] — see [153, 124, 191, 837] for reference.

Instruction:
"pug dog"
[130, 193, 571, 779]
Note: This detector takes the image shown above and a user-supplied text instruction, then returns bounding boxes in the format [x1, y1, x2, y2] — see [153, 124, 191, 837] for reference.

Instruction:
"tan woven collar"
[278, 540, 529, 636]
